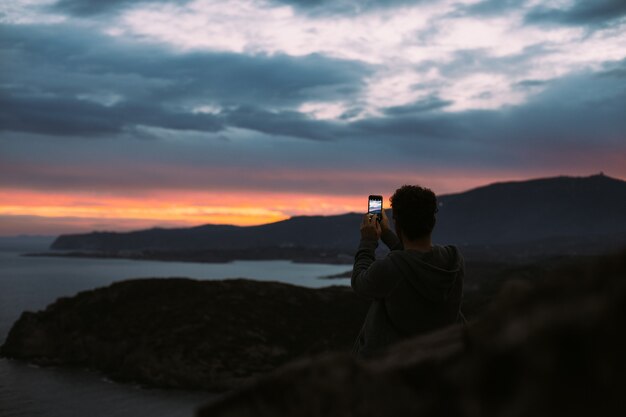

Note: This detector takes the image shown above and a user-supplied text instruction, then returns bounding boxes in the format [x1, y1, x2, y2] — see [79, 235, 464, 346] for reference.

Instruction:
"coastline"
[21, 249, 354, 265]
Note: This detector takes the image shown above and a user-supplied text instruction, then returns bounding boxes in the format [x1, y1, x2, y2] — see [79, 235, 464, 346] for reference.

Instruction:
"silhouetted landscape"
[4, 0, 625, 415]
[3, 249, 625, 416]
[0, 257, 553, 389]
[3, 173, 626, 416]
[1, 279, 369, 391]
[30, 174, 626, 264]
[198, 249, 626, 417]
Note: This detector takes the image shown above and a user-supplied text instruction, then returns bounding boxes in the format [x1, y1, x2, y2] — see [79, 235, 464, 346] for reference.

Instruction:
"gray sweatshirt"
[351, 229, 464, 357]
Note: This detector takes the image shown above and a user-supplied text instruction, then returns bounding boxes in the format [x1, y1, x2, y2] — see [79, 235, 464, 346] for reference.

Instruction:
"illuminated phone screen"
[368, 196, 383, 217]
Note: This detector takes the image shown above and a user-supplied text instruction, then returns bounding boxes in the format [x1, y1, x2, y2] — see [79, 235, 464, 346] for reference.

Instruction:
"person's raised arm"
[351, 214, 386, 299]
[380, 209, 403, 251]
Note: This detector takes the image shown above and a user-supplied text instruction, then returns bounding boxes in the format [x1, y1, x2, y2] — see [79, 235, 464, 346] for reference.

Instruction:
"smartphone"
[368, 195, 383, 221]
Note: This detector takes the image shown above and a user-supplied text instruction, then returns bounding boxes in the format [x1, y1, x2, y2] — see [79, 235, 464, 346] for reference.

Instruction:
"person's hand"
[360, 213, 382, 241]
[380, 209, 391, 232]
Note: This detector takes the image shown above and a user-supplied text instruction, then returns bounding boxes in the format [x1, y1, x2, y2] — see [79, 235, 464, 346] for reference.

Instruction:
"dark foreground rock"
[198, 250, 626, 417]
[0, 278, 369, 391]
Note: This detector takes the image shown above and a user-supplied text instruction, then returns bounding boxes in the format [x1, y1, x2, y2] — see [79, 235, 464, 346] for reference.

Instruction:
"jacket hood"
[388, 245, 463, 303]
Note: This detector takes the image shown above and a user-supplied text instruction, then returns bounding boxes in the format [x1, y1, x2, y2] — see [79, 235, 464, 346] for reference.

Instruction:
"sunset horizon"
[1, 171, 622, 237]
[2, 0, 625, 237]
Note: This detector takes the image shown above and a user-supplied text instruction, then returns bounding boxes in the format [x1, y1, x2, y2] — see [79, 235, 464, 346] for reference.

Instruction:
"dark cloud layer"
[1, 19, 625, 149]
[50, 0, 185, 16]
[2, 57, 624, 197]
[0, 23, 371, 137]
[1, 0, 625, 201]
[269, 0, 431, 16]
[525, 0, 626, 26]
[457, 0, 626, 28]
[1, 24, 369, 105]
[456, 0, 526, 17]
[51, 0, 430, 18]
[57, 0, 575, 21]
[382, 96, 453, 115]
[0, 92, 223, 136]
[223, 106, 345, 141]
[49, 0, 626, 27]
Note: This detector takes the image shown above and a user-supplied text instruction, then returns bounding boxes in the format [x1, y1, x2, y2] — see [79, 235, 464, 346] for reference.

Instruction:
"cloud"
[525, 0, 626, 27]
[111, 0, 442, 63]
[347, 60, 626, 170]
[513, 79, 550, 89]
[382, 96, 453, 115]
[454, 0, 526, 17]
[1, 0, 624, 205]
[50, 0, 419, 18]
[457, 0, 626, 28]
[0, 92, 224, 136]
[1, 23, 370, 105]
[100, 0, 625, 118]
[0, 23, 371, 137]
[49, 0, 185, 16]
[223, 106, 346, 141]
[267, 0, 431, 16]
[4, 58, 623, 183]
[596, 57, 626, 78]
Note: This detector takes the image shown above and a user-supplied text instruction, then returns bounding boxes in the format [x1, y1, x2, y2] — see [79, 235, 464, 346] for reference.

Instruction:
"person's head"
[390, 185, 438, 241]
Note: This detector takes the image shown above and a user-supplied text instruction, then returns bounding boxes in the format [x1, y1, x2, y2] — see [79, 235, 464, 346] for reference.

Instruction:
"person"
[351, 185, 464, 358]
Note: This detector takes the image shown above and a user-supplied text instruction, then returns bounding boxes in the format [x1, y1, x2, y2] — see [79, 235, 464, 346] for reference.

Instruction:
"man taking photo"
[352, 185, 464, 357]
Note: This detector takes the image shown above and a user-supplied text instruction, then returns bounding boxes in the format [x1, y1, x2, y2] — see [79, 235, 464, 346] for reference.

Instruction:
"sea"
[0, 246, 351, 417]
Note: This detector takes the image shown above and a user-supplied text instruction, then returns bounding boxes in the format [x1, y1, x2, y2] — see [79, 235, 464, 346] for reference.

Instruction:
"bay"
[0, 249, 351, 417]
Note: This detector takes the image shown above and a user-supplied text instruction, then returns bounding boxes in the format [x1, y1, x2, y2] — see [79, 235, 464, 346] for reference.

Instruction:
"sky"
[1, 0, 625, 236]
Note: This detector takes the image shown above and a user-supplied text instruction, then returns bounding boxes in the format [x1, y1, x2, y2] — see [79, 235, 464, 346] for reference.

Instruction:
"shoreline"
[21, 250, 354, 265]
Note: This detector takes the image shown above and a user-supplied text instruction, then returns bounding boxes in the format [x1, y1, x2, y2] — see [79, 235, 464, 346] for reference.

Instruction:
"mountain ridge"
[48, 174, 626, 259]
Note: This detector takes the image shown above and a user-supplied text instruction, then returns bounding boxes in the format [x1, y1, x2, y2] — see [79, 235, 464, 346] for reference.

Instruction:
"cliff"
[0, 278, 370, 391]
[198, 250, 626, 416]
[0, 255, 524, 391]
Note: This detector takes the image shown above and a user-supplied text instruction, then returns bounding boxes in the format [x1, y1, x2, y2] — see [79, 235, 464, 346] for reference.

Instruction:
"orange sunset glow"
[0, 189, 362, 235]
[1, 168, 568, 236]
[0, 169, 608, 236]
[4, 167, 621, 236]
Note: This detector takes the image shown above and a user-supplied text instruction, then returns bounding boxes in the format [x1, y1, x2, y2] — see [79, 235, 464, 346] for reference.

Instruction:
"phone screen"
[368, 195, 383, 220]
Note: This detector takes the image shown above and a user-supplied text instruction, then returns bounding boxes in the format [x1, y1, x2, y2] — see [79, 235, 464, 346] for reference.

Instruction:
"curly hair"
[390, 185, 438, 240]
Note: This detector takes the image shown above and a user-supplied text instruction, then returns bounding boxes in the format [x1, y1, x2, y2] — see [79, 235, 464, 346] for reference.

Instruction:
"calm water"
[0, 249, 350, 417]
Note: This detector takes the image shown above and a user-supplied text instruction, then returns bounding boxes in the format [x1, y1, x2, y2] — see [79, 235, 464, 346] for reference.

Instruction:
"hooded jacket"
[351, 229, 464, 357]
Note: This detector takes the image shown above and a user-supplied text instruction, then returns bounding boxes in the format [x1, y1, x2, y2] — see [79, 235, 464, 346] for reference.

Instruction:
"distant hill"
[433, 173, 626, 245]
[0, 235, 57, 252]
[49, 174, 626, 259]
[51, 213, 362, 252]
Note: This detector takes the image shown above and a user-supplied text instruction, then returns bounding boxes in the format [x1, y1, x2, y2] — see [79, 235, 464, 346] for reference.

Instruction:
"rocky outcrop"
[197, 250, 626, 417]
[0, 278, 369, 391]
